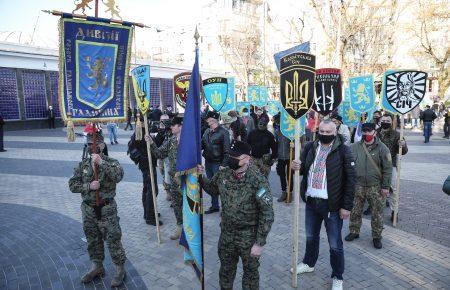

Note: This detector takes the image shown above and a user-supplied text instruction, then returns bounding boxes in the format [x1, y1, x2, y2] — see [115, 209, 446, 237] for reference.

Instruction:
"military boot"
[277, 191, 287, 202]
[111, 264, 126, 288]
[170, 225, 182, 240]
[81, 262, 105, 283]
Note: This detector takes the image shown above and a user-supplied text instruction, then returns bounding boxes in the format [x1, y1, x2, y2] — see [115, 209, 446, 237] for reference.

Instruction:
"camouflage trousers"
[218, 226, 260, 290]
[171, 189, 183, 225]
[349, 185, 385, 239]
[251, 157, 271, 179]
[81, 200, 126, 265]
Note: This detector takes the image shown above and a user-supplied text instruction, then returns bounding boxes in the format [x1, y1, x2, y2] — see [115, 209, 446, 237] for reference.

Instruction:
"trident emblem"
[285, 71, 309, 114]
[211, 91, 222, 106]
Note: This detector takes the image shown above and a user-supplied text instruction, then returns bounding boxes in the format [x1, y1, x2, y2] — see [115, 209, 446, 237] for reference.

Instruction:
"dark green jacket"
[351, 138, 392, 189]
[201, 163, 274, 246]
[69, 154, 124, 202]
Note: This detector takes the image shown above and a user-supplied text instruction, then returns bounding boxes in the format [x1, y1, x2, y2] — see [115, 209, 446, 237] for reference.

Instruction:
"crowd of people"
[66, 101, 450, 289]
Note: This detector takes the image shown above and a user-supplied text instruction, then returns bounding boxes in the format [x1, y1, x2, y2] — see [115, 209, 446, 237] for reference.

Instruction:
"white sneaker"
[332, 278, 343, 290]
[290, 262, 315, 274]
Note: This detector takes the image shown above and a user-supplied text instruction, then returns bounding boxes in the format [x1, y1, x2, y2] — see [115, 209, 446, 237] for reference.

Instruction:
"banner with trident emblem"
[203, 77, 228, 112]
[280, 52, 315, 120]
[312, 68, 342, 116]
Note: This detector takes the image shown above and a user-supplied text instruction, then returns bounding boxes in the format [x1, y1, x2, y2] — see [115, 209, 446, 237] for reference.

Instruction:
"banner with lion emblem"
[59, 17, 133, 123]
[349, 75, 375, 113]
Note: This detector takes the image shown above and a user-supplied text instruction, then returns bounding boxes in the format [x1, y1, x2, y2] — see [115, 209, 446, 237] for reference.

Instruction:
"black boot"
[277, 191, 287, 202]
[345, 233, 359, 241]
[373, 238, 382, 249]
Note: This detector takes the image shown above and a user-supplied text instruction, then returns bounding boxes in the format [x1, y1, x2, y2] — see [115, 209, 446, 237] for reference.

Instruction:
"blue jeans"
[423, 121, 432, 142]
[107, 124, 117, 143]
[303, 198, 344, 280]
[205, 161, 220, 209]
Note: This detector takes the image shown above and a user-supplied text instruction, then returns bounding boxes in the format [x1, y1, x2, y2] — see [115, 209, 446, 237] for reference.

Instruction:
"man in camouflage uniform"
[68, 133, 126, 287]
[147, 116, 183, 240]
[345, 123, 392, 249]
[378, 114, 408, 222]
[199, 140, 274, 290]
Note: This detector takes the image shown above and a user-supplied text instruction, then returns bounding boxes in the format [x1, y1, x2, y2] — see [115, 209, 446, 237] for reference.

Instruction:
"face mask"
[318, 134, 335, 144]
[227, 158, 241, 170]
[380, 122, 391, 130]
[363, 134, 374, 142]
[374, 117, 381, 123]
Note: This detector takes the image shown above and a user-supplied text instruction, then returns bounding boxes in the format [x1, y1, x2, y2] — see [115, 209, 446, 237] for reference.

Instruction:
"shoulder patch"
[256, 187, 271, 205]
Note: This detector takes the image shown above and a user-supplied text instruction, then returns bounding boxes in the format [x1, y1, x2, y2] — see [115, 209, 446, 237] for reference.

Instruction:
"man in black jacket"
[202, 111, 230, 214]
[291, 120, 356, 290]
[420, 105, 437, 143]
[247, 114, 277, 178]
[128, 126, 161, 226]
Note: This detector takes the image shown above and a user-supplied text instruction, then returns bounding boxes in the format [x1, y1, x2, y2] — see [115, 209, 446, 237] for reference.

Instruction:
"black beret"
[206, 111, 220, 120]
[170, 116, 183, 126]
[229, 140, 251, 157]
[362, 122, 376, 131]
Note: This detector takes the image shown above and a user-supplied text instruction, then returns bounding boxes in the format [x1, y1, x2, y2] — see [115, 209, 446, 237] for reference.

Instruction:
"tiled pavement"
[0, 124, 449, 289]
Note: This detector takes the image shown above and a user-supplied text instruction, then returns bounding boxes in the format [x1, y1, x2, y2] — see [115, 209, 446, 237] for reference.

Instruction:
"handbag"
[443, 175, 450, 195]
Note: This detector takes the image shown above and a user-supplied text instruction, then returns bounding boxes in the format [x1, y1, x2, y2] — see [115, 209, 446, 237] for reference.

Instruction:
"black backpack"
[127, 137, 142, 165]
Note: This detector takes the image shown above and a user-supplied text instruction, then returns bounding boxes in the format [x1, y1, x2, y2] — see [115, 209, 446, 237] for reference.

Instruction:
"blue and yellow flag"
[221, 77, 236, 113]
[280, 107, 306, 141]
[349, 75, 375, 113]
[203, 77, 228, 112]
[236, 101, 251, 115]
[267, 100, 280, 116]
[248, 86, 269, 107]
[59, 17, 133, 123]
[339, 101, 359, 127]
[273, 42, 310, 72]
[176, 47, 203, 282]
[131, 65, 151, 114]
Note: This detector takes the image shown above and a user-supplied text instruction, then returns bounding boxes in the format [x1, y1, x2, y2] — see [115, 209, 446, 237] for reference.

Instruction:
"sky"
[0, 0, 206, 47]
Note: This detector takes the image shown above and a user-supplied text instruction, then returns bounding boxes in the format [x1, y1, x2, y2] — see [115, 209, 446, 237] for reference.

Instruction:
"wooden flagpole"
[143, 114, 162, 243]
[393, 115, 404, 227]
[291, 120, 301, 288]
[286, 142, 294, 203]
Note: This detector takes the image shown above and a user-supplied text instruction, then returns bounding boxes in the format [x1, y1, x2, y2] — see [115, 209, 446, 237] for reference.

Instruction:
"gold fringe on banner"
[67, 118, 75, 142]
[135, 117, 143, 140]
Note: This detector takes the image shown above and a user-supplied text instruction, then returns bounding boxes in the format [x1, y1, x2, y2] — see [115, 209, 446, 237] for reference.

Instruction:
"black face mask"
[374, 117, 381, 123]
[380, 122, 391, 130]
[227, 158, 241, 170]
[318, 134, 335, 144]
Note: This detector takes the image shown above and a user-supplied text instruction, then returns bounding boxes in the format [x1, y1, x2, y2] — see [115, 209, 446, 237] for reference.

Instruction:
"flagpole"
[194, 27, 205, 290]
[291, 120, 301, 288]
[393, 115, 404, 227]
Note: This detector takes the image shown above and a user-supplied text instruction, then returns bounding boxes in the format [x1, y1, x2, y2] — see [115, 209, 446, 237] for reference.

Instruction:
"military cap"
[331, 113, 343, 123]
[170, 116, 183, 126]
[361, 122, 376, 132]
[229, 140, 251, 157]
[206, 111, 220, 120]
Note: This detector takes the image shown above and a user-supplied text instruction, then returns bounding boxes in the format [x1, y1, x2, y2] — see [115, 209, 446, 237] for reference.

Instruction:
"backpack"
[127, 137, 142, 165]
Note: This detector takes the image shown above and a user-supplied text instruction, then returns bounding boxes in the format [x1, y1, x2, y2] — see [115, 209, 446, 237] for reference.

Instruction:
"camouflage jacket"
[351, 138, 392, 189]
[150, 135, 181, 192]
[201, 163, 274, 246]
[69, 154, 124, 203]
[378, 128, 408, 167]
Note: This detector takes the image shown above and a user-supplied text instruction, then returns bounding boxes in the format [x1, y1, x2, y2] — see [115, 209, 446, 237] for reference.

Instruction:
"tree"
[310, 0, 402, 79]
[218, 22, 262, 91]
[409, 0, 450, 99]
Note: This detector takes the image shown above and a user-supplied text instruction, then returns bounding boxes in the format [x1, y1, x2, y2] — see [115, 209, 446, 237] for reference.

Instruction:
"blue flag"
[349, 75, 375, 113]
[176, 48, 203, 281]
[273, 42, 310, 71]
